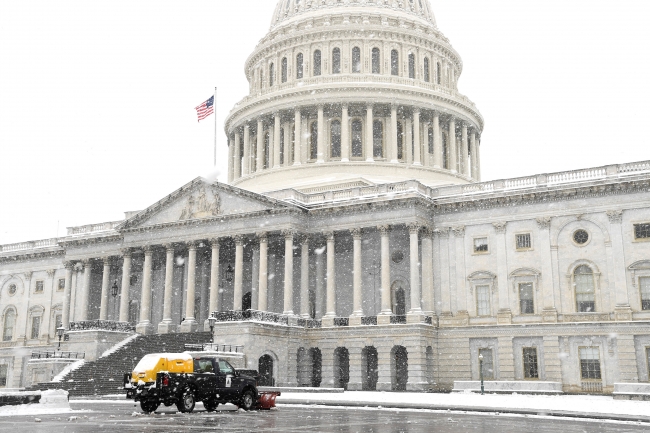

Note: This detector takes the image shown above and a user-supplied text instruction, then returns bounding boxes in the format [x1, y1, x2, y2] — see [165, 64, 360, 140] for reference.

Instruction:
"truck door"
[217, 360, 236, 396]
[193, 358, 217, 399]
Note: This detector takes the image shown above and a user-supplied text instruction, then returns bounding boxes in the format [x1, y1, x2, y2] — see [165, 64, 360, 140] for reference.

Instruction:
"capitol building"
[1, 0, 650, 395]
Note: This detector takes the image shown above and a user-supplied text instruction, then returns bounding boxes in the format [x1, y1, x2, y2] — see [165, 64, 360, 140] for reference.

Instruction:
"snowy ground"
[0, 390, 74, 417]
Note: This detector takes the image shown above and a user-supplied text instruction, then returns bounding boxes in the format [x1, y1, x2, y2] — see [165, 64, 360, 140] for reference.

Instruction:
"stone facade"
[1, 1, 650, 394]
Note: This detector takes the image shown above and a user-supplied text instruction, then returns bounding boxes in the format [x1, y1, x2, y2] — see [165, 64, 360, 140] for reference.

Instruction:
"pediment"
[118, 178, 292, 230]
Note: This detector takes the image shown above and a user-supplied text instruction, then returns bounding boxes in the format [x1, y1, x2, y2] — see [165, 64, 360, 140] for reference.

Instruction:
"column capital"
[24, 271, 33, 281]
[536, 217, 552, 230]
[377, 225, 391, 236]
[281, 229, 297, 240]
[391, 102, 398, 111]
[452, 226, 466, 237]
[606, 210, 623, 224]
[64, 261, 76, 270]
[209, 238, 221, 247]
[298, 234, 310, 246]
[47, 269, 56, 278]
[143, 245, 153, 255]
[323, 231, 335, 242]
[421, 226, 434, 238]
[350, 228, 363, 239]
[120, 248, 132, 258]
[256, 232, 268, 243]
[413, 108, 421, 115]
[492, 221, 508, 234]
[341, 102, 349, 110]
[102, 256, 113, 266]
[366, 103, 373, 110]
[407, 222, 421, 235]
[234, 234, 246, 246]
[163, 243, 175, 252]
[186, 241, 198, 250]
[433, 227, 450, 238]
[80, 258, 91, 268]
[317, 103, 325, 110]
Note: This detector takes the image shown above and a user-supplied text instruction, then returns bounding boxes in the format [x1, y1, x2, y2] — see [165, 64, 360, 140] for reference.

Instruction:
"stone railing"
[31, 351, 85, 360]
[68, 320, 136, 333]
[184, 343, 244, 354]
[390, 315, 407, 324]
[361, 316, 378, 326]
[212, 310, 324, 328]
[67, 221, 122, 236]
[0, 238, 60, 254]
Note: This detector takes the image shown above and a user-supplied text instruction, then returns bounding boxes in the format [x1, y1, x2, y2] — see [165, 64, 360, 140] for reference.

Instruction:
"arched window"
[352, 47, 361, 73]
[351, 119, 363, 158]
[332, 48, 341, 74]
[397, 121, 404, 160]
[281, 57, 288, 83]
[427, 126, 434, 154]
[423, 57, 430, 82]
[310, 121, 318, 160]
[269, 63, 275, 87]
[264, 131, 270, 168]
[330, 120, 341, 158]
[373, 119, 384, 158]
[442, 133, 448, 169]
[296, 53, 304, 79]
[391, 50, 399, 76]
[436, 62, 441, 84]
[408, 53, 415, 79]
[372, 48, 380, 74]
[313, 50, 322, 76]
[575, 265, 596, 312]
[3, 309, 15, 342]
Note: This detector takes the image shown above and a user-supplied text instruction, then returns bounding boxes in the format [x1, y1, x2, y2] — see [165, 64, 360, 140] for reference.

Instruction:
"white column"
[323, 231, 336, 322]
[476, 137, 482, 181]
[608, 211, 633, 320]
[413, 110, 421, 166]
[273, 113, 281, 168]
[78, 259, 92, 321]
[136, 246, 154, 334]
[365, 104, 374, 162]
[317, 105, 325, 163]
[251, 243, 260, 310]
[293, 109, 302, 165]
[283, 230, 295, 315]
[405, 118, 413, 165]
[461, 124, 469, 177]
[421, 228, 434, 315]
[119, 249, 132, 323]
[228, 136, 234, 183]
[448, 118, 457, 173]
[62, 262, 74, 329]
[243, 124, 251, 175]
[470, 131, 478, 180]
[158, 244, 176, 334]
[350, 228, 363, 318]
[283, 122, 291, 166]
[234, 235, 245, 311]
[300, 235, 310, 318]
[234, 131, 241, 179]
[341, 104, 350, 162]
[257, 233, 268, 311]
[494, 223, 511, 323]
[408, 224, 422, 318]
[433, 113, 442, 168]
[315, 243, 325, 319]
[209, 239, 220, 314]
[256, 119, 264, 172]
[181, 242, 199, 332]
[390, 104, 399, 163]
[423, 122, 431, 167]
[99, 257, 111, 321]
[378, 225, 392, 322]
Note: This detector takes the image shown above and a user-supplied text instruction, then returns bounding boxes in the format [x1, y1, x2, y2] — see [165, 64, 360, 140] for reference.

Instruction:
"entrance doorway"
[392, 346, 408, 391]
[333, 347, 350, 390]
[309, 348, 322, 387]
[362, 346, 378, 391]
[258, 355, 274, 386]
[242, 292, 252, 311]
[391, 281, 407, 315]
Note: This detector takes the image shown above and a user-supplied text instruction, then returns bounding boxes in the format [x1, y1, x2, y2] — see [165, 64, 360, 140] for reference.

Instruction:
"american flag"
[195, 95, 214, 122]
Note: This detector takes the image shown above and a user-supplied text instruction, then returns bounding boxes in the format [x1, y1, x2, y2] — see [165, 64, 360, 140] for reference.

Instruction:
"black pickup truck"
[124, 353, 259, 413]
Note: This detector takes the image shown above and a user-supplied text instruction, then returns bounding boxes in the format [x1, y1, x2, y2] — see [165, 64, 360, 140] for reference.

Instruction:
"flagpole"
[214, 87, 218, 167]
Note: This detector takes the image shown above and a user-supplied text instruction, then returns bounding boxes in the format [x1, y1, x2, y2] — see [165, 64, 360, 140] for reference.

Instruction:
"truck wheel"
[203, 399, 219, 412]
[240, 390, 256, 411]
[140, 400, 160, 413]
[176, 388, 196, 413]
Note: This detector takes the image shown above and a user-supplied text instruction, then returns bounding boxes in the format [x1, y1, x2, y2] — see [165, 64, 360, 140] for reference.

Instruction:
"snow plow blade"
[257, 391, 280, 410]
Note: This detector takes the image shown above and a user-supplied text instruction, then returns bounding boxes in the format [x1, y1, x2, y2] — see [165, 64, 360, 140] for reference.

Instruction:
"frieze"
[179, 186, 221, 221]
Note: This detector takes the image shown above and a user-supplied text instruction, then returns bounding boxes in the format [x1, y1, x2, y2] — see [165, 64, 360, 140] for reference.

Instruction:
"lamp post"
[207, 316, 218, 345]
[56, 327, 65, 351]
[111, 280, 119, 320]
[478, 353, 484, 395]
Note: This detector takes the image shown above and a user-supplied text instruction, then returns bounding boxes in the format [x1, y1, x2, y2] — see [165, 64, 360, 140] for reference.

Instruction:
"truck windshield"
[218, 360, 234, 375]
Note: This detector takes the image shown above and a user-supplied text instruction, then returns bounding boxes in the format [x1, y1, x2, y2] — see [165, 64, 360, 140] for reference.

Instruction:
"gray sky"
[1, 0, 649, 245]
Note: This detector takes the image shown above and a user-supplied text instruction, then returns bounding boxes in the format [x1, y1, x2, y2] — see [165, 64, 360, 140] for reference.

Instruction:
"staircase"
[28, 332, 212, 396]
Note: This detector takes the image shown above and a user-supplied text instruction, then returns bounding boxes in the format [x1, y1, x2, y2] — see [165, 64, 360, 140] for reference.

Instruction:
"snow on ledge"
[101, 334, 139, 358]
[52, 360, 85, 383]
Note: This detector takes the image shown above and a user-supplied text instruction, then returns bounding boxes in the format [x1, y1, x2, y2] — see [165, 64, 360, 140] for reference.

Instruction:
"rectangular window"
[516, 233, 532, 250]
[55, 314, 62, 331]
[575, 272, 596, 313]
[474, 237, 488, 253]
[579, 347, 602, 380]
[31, 316, 41, 340]
[519, 283, 535, 314]
[35, 280, 44, 293]
[641, 277, 650, 311]
[646, 348, 650, 379]
[58, 279, 65, 291]
[351, 120, 363, 158]
[476, 285, 490, 316]
[0, 365, 7, 387]
[634, 223, 650, 240]
[479, 348, 494, 380]
[523, 348, 539, 379]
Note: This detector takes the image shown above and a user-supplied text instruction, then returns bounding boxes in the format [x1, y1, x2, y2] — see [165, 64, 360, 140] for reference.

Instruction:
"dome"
[224, 0, 483, 193]
[271, 0, 437, 29]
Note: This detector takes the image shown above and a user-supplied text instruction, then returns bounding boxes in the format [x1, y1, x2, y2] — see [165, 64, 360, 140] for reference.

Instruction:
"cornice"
[0, 249, 65, 264]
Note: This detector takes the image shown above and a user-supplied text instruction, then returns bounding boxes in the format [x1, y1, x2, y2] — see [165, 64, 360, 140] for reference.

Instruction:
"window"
[474, 237, 488, 253]
[3, 310, 15, 341]
[436, 62, 441, 84]
[408, 53, 415, 78]
[55, 314, 62, 331]
[330, 120, 341, 158]
[296, 53, 304, 79]
[442, 133, 448, 169]
[516, 233, 532, 250]
[427, 126, 433, 154]
[423, 57, 430, 82]
[194, 359, 215, 374]
[332, 48, 341, 74]
[640, 276, 650, 311]
[397, 121, 404, 160]
[58, 278, 65, 291]
[0, 364, 6, 387]
[635, 223, 650, 240]
[523, 348, 539, 379]
[579, 347, 601, 380]
[646, 348, 650, 379]
[313, 50, 321, 76]
[575, 265, 596, 312]
[391, 50, 399, 76]
[218, 360, 235, 375]
[8, 284, 16, 296]
[269, 63, 275, 87]
[476, 285, 490, 316]
[479, 348, 494, 380]
[573, 229, 589, 245]
[372, 48, 380, 74]
[351, 119, 363, 158]
[352, 47, 361, 73]
[30, 316, 41, 340]
[280, 127, 285, 165]
[373, 120, 383, 158]
[281, 57, 288, 83]
[35, 280, 44, 293]
[264, 132, 270, 169]
[310, 121, 318, 160]
[519, 283, 534, 314]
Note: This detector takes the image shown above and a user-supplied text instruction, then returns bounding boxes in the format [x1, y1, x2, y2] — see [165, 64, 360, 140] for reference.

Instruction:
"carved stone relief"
[179, 187, 221, 221]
